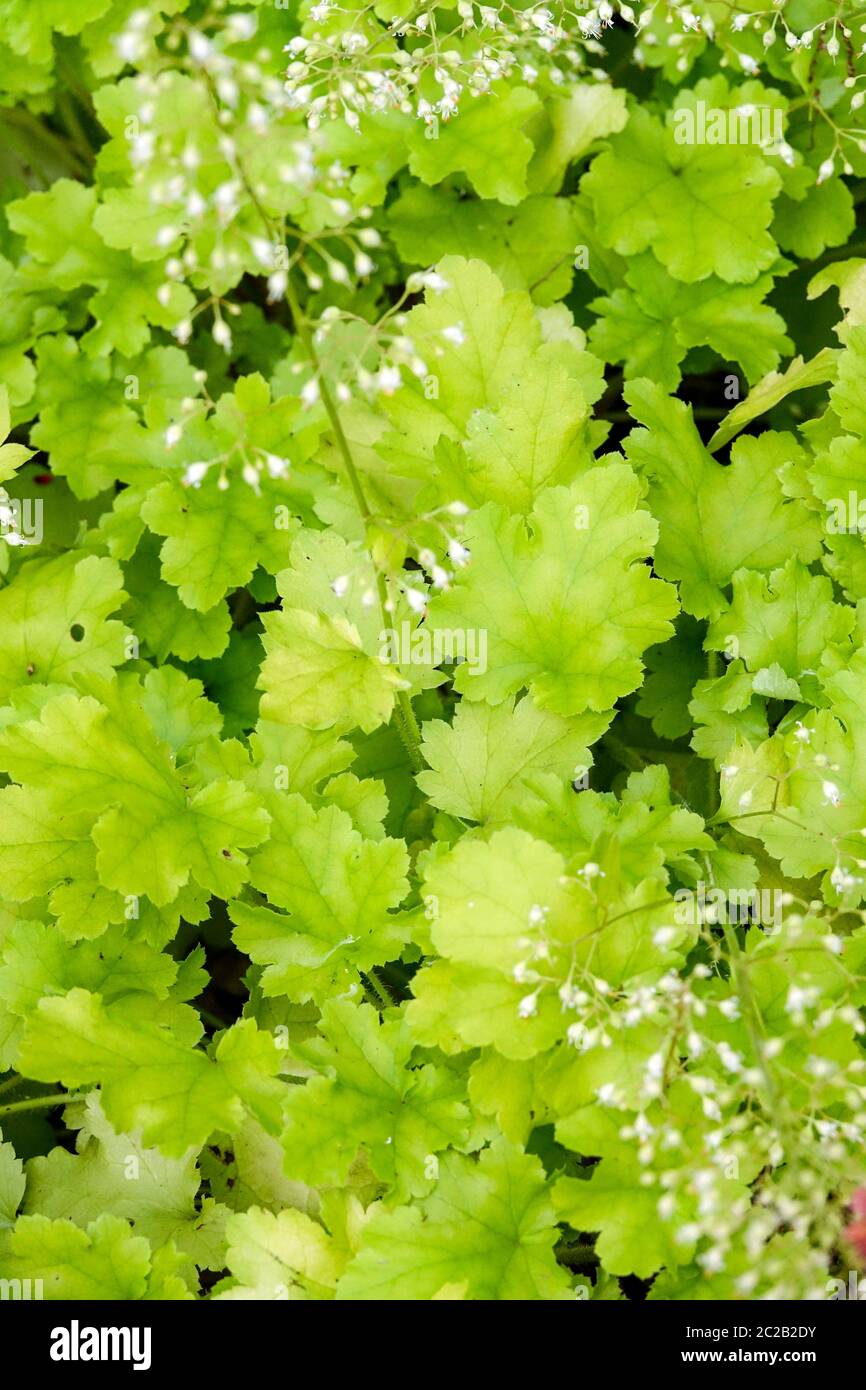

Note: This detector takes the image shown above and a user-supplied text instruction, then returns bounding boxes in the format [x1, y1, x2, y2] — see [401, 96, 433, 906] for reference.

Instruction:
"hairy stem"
[0, 1091, 82, 1119]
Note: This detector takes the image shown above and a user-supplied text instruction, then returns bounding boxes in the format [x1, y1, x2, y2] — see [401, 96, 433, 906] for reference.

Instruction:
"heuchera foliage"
[1, 0, 866, 1302]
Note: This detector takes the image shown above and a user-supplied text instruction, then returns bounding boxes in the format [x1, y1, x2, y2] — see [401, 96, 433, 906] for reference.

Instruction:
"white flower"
[717, 1042, 743, 1074]
[653, 926, 677, 948]
[250, 236, 274, 268]
[645, 1051, 665, 1080]
[264, 453, 289, 479]
[214, 181, 240, 217]
[216, 77, 239, 108]
[406, 270, 449, 294]
[331, 574, 350, 598]
[212, 319, 232, 351]
[164, 423, 183, 449]
[377, 365, 402, 395]
[404, 587, 426, 614]
[186, 190, 206, 219]
[328, 259, 350, 286]
[188, 30, 213, 64]
[247, 103, 268, 134]
[115, 30, 143, 63]
[822, 779, 842, 806]
[816, 157, 835, 186]
[518, 992, 538, 1019]
[267, 271, 288, 303]
[227, 12, 257, 40]
[301, 377, 320, 407]
[182, 461, 209, 488]
[441, 324, 465, 346]
[130, 131, 155, 165]
[785, 984, 818, 1017]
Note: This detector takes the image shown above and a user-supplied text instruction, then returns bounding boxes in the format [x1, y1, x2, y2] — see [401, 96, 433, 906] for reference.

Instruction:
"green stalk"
[57, 91, 96, 167]
[224, 128, 425, 772]
[0, 1091, 82, 1119]
[706, 647, 720, 816]
[363, 968, 395, 1012]
[721, 921, 779, 1112]
[0, 108, 89, 179]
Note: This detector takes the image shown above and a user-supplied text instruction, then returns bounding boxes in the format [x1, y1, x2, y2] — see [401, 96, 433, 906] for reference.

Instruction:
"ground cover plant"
[1, 0, 866, 1303]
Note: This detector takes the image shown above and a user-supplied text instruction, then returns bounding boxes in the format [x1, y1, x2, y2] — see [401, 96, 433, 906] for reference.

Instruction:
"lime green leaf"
[337, 1139, 571, 1300]
[405, 85, 542, 204]
[281, 999, 469, 1200]
[214, 1206, 350, 1301]
[19, 989, 284, 1154]
[583, 105, 782, 284]
[0, 553, 129, 701]
[624, 382, 823, 618]
[707, 349, 837, 453]
[589, 253, 791, 390]
[706, 559, 854, 688]
[427, 463, 678, 714]
[0, 675, 269, 906]
[417, 694, 610, 824]
[388, 187, 584, 304]
[528, 82, 628, 192]
[232, 793, 409, 1003]
[4, 1212, 191, 1299]
[24, 1094, 226, 1273]
[0, 1133, 25, 1227]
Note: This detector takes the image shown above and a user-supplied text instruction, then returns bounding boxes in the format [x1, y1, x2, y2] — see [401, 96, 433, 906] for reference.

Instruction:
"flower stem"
[706, 647, 720, 816]
[226, 132, 425, 772]
[0, 1091, 82, 1119]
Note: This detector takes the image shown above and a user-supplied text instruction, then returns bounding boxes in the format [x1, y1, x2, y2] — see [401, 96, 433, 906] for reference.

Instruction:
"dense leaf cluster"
[1, 0, 866, 1301]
